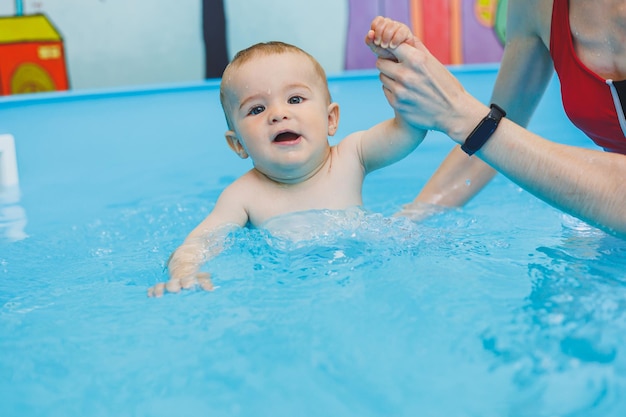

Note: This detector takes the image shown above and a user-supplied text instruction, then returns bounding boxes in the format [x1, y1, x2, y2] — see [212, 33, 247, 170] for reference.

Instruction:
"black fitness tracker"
[460, 103, 506, 156]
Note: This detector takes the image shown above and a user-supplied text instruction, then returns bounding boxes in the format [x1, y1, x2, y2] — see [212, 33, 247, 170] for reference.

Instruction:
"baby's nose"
[269, 105, 289, 123]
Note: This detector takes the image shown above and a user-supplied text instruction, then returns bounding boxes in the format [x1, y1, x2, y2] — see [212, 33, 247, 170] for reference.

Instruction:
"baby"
[149, 21, 424, 297]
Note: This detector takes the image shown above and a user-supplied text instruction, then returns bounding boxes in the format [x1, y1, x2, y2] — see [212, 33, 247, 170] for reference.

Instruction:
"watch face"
[462, 118, 498, 155]
[473, 119, 498, 138]
[462, 105, 505, 155]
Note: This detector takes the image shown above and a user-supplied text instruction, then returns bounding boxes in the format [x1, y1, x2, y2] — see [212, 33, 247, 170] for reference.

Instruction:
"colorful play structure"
[0, 0, 506, 96]
[0, 1, 69, 95]
[346, 0, 507, 69]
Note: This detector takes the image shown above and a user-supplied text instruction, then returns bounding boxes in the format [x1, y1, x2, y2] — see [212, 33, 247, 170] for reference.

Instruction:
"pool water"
[1, 67, 626, 416]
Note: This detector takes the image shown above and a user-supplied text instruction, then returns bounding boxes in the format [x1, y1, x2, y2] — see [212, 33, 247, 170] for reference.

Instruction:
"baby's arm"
[148, 184, 249, 297]
[353, 114, 427, 174]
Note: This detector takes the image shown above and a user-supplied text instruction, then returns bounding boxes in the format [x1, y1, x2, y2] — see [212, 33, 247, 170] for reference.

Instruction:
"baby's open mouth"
[273, 132, 300, 142]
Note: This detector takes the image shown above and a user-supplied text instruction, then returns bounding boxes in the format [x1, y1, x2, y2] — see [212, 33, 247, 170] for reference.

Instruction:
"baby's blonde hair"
[219, 41, 331, 129]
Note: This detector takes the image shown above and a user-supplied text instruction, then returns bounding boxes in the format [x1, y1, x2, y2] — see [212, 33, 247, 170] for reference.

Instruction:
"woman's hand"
[374, 39, 484, 141]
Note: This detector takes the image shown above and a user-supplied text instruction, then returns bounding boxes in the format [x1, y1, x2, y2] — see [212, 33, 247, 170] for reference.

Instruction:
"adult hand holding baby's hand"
[370, 26, 471, 136]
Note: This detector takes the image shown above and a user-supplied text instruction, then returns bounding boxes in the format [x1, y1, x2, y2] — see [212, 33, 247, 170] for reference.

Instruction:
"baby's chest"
[247, 175, 363, 226]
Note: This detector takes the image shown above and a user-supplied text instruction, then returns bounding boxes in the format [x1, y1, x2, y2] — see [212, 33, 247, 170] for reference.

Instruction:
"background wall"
[0, 0, 504, 92]
[0, 0, 205, 90]
[224, 0, 347, 75]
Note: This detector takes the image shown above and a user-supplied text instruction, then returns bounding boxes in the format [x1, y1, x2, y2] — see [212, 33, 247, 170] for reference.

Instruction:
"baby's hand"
[365, 16, 416, 61]
[148, 272, 214, 297]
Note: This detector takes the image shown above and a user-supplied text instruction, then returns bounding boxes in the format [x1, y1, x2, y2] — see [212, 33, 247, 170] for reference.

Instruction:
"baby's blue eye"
[249, 105, 264, 115]
[288, 96, 304, 104]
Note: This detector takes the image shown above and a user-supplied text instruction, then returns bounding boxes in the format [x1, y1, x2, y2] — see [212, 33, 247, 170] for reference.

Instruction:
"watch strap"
[460, 103, 506, 156]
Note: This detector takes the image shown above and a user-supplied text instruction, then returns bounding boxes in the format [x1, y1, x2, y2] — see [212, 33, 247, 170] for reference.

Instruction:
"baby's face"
[222, 52, 338, 183]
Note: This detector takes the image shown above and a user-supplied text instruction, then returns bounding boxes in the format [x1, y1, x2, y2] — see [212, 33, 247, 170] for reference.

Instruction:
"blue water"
[1, 68, 626, 416]
[3, 187, 625, 416]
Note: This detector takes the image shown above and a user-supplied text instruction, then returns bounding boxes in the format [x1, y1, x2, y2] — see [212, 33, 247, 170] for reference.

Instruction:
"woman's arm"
[465, 101, 626, 237]
[410, 0, 555, 208]
[376, 41, 626, 237]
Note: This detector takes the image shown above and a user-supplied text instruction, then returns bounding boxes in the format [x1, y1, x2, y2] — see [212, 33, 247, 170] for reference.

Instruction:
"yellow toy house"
[0, 14, 69, 95]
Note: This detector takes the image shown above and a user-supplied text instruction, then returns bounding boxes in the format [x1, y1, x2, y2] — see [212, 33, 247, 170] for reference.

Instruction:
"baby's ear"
[327, 103, 340, 136]
[225, 131, 249, 159]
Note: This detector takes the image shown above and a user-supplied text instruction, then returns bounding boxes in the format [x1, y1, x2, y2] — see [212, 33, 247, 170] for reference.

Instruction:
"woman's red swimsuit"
[550, 0, 626, 154]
